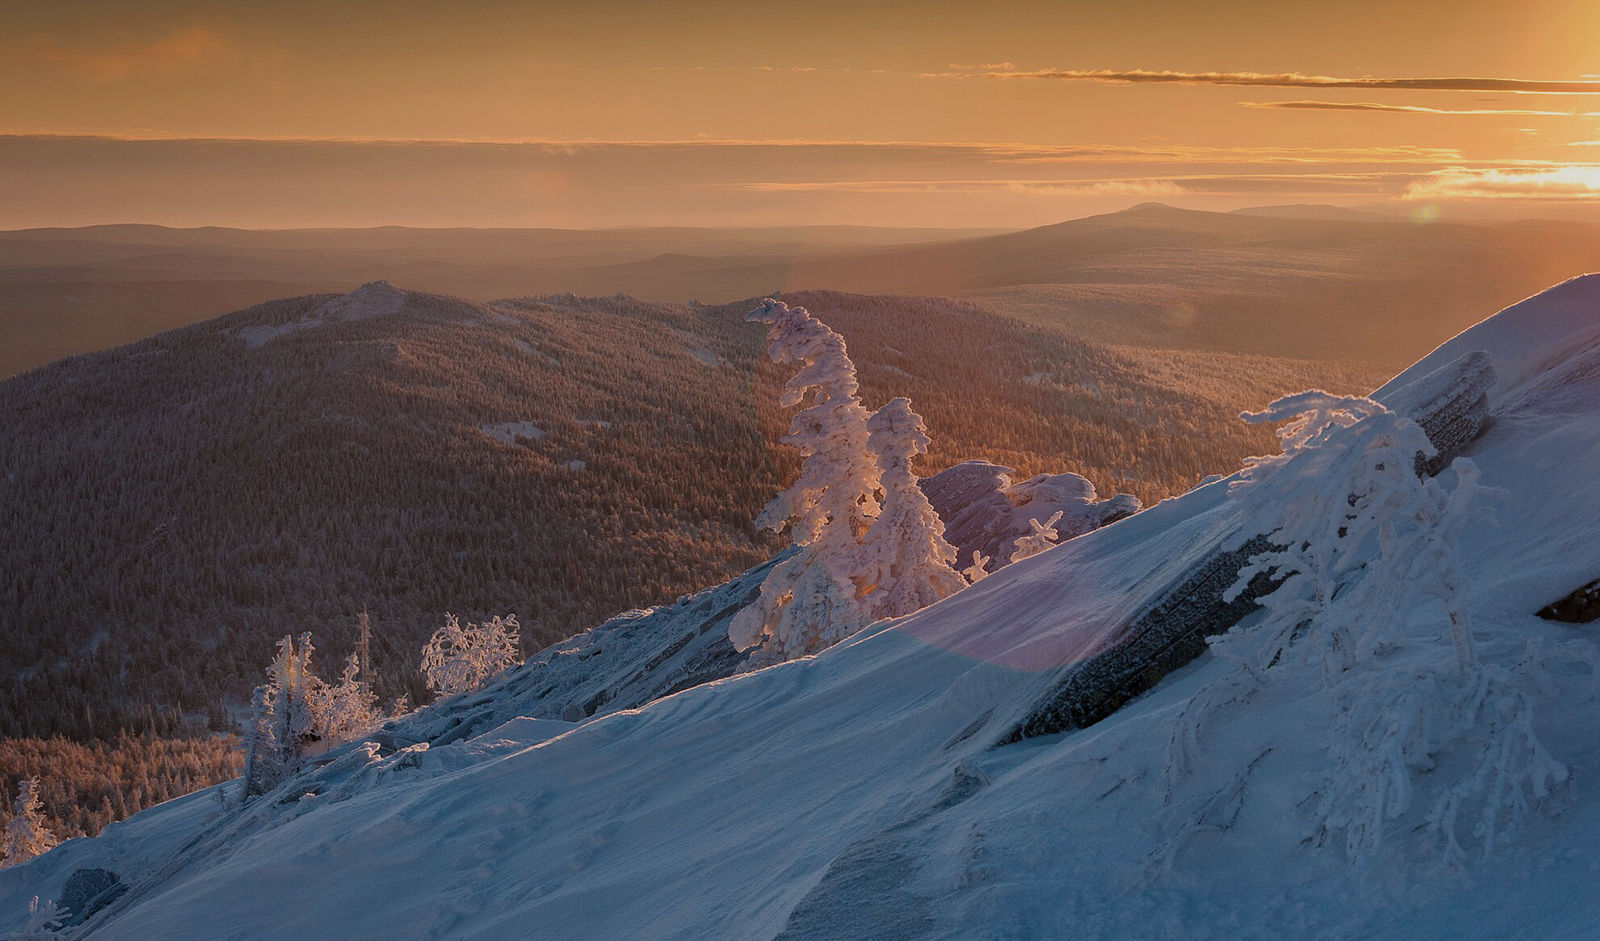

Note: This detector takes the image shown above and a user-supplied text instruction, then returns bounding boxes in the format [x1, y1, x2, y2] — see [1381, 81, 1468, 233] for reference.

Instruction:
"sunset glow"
[4, 0, 1600, 227]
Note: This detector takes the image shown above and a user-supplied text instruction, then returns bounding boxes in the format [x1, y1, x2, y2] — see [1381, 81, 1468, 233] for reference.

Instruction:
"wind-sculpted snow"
[5, 277, 1600, 939]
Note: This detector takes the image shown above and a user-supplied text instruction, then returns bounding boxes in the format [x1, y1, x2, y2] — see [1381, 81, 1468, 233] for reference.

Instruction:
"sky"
[4, 0, 1600, 228]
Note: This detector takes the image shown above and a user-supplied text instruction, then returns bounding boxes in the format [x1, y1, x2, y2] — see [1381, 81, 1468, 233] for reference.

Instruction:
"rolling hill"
[0, 282, 1387, 749]
[5, 275, 1597, 939]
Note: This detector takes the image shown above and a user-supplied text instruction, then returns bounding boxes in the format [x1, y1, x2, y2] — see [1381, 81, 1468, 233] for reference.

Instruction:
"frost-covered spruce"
[317, 652, 381, 745]
[851, 397, 966, 619]
[1222, 391, 1476, 679]
[241, 684, 280, 799]
[420, 613, 523, 697]
[1, 777, 57, 869]
[242, 633, 324, 798]
[1162, 391, 1565, 865]
[731, 299, 881, 664]
[11, 897, 65, 938]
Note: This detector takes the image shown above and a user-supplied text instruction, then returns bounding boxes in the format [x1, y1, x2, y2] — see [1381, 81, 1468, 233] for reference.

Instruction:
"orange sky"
[4, 0, 1600, 227]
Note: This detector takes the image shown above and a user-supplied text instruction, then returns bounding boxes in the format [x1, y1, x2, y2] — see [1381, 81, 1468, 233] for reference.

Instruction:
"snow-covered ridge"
[6, 277, 1600, 938]
[377, 555, 776, 749]
[231, 281, 409, 347]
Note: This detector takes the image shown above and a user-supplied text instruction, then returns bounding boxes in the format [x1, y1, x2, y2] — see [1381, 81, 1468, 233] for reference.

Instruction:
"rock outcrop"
[921, 461, 1139, 572]
[1538, 579, 1600, 623]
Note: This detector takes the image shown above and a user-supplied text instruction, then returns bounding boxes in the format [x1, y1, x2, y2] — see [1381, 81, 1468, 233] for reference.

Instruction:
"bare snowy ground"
[4, 277, 1599, 939]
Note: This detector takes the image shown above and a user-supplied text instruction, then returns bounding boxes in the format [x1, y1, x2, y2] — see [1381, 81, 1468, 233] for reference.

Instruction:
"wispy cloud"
[1405, 166, 1600, 200]
[1241, 100, 1600, 117]
[929, 67, 1600, 95]
[23, 25, 239, 80]
[645, 65, 831, 73]
[717, 171, 1418, 197]
[0, 133, 1460, 164]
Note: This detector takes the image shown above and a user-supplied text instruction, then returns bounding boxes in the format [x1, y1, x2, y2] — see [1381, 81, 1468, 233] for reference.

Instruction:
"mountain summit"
[4, 277, 1597, 938]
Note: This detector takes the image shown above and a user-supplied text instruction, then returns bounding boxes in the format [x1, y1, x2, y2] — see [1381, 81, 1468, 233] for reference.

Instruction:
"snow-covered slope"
[376, 555, 779, 749]
[5, 277, 1599, 939]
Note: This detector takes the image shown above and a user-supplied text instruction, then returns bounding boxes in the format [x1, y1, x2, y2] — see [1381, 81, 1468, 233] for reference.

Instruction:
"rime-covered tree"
[1010, 510, 1064, 561]
[1224, 392, 1479, 678]
[311, 613, 381, 745]
[318, 653, 381, 745]
[242, 633, 324, 798]
[730, 299, 881, 664]
[851, 397, 965, 619]
[12, 897, 65, 938]
[420, 614, 523, 697]
[1161, 391, 1563, 865]
[2, 777, 57, 868]
[241, 684, 280, 799]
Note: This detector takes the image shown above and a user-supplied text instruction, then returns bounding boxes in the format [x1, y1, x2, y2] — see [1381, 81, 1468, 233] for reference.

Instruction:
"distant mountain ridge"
[6, 205, 1599, 377]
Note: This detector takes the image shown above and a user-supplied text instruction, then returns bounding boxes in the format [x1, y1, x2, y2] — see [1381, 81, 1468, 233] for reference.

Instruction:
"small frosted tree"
[2, 778, 57, 868]
[420, 613, 523, 697]
[241, 684, 280, 799]
[318, 653, 381, 745]
[1010, 510, 1064, 561]
[851, 397, 965, 619]
[242, 633, 325, 798]
[731, 299, 882, 664]
[315, 613, 380, 745]
[11, 897, 65, 938]
[1223, 392, 1479, 679]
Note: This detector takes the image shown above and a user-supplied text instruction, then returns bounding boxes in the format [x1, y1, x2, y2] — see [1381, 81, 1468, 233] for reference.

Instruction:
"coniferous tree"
[730, 299, 882, 665]
[13, 897, 65, 938]
[2, 777, 57, 868]
[241, 684, 280, 799]
[318, 653, 380, 745]
[851, 397, 965, 619]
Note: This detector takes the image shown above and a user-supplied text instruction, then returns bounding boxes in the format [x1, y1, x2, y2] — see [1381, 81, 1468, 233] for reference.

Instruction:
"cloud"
[716, 171, 1418, 198]
[1405, 166, 1600, 200]
[0, 134, 1459, 164]
[1241, 100, 1600, 117]
[929, 67, 1600, 95]
[25, 24, 238, 80]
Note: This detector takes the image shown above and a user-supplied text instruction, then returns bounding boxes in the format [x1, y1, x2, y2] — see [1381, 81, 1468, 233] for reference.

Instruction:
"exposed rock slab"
[1538, 579, 1600, 623]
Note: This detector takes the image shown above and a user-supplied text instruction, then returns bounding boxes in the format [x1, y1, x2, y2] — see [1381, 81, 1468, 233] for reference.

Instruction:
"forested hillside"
[1, 283, 1387, 842]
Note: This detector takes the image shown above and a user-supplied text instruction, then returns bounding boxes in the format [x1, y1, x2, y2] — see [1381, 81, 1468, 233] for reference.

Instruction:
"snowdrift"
[5, 276, 1599, 939]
